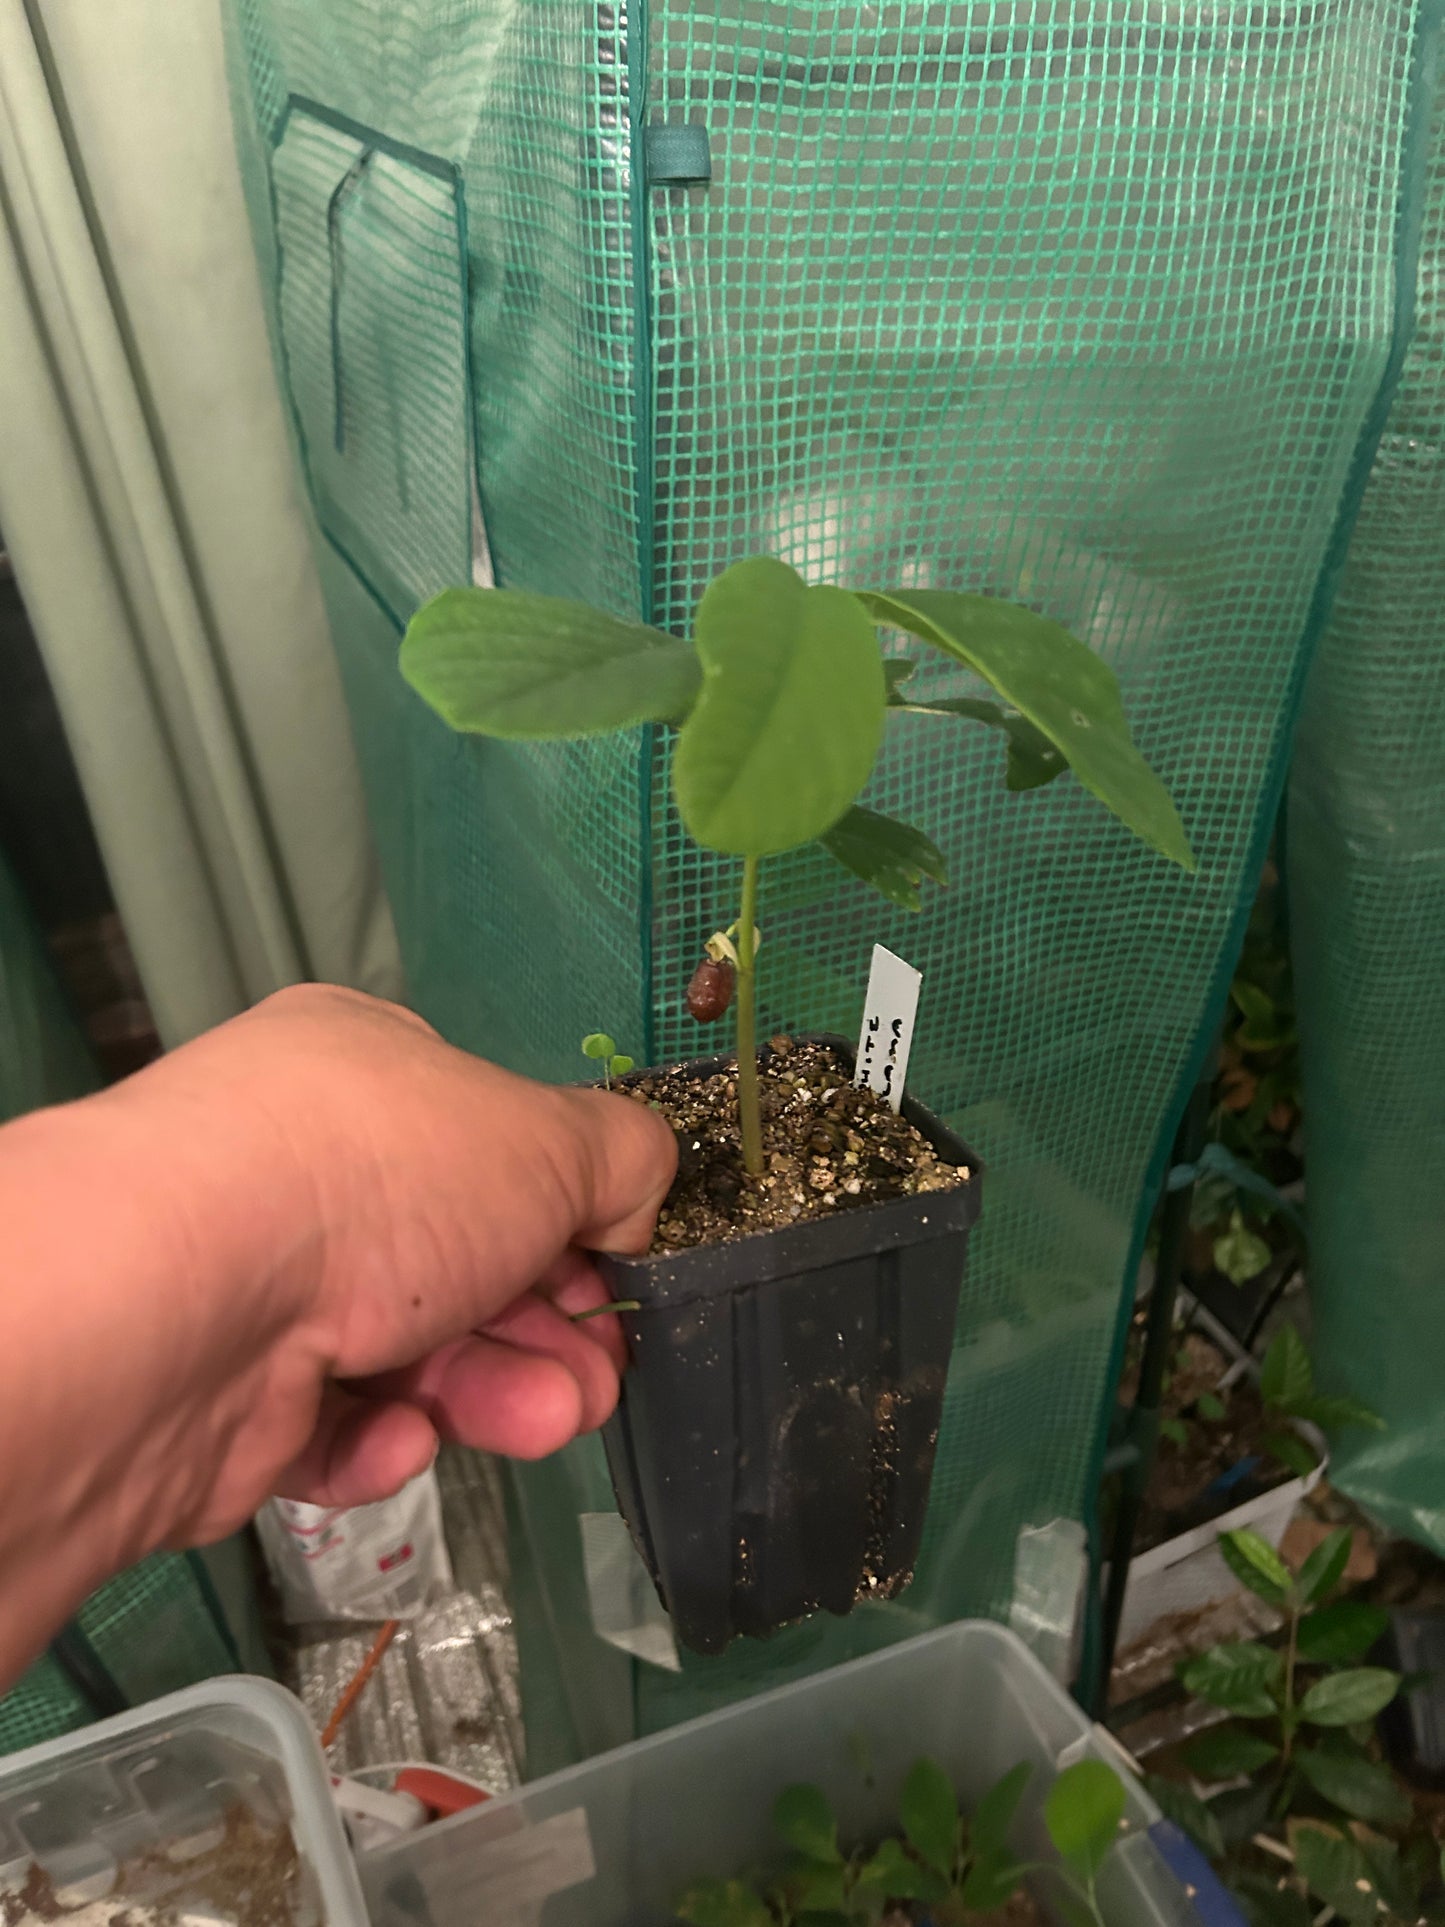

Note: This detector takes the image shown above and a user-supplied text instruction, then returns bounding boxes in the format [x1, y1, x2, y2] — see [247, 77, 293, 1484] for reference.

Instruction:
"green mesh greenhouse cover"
[1288, 88, 1445, 1552]
[0, 851, 241, 1754]
[222, 0, 1443, 1765]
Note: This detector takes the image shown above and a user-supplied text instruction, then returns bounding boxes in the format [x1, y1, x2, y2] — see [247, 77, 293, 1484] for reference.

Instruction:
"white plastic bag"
[257, 1470, 453, 1622]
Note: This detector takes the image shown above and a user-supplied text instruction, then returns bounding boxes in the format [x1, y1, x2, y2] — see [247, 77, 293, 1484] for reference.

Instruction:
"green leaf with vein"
[971, 1762, 1033, 1863]
[1297, 1528, 1353, 1607]
[1180, 1725, 1280, 1781]
[1296, 1601, 1390, 1665]
[819, 805, 949, 911]
[401, 587, 701, 736]
[782, 1861, 850, 1915]
[1265, 1430, 1321, 1479]
[1295, 1746, 1412, 1825]
[899, 1758, 958, 1878]
[1219, 1529, 1293, 1608]
[674, 558, 885, 856]
[1179, 1642, 1283, 1717]
[1289, 1821, 1380, 1926]
[962, 1852, 1029, 1913]
[1287, 1394, 1388, 1435]
[773, 1784, 841, 1863]
[855, 589, 1194, 868]
[1298, 1668, 1400, 1727]
[1259, 1325, 1313, 1412]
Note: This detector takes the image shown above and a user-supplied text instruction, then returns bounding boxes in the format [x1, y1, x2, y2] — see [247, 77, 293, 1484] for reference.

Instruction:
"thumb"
[554, 1085, 677, 1254]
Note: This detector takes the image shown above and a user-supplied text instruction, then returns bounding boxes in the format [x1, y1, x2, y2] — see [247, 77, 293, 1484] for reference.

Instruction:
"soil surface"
[882, 1889, 1047, 1927]
[1, 1807, 305, 1927]
[624, 1038, 970, 1254]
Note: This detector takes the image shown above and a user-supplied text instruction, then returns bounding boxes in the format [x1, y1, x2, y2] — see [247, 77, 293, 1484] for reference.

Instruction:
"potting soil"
[221, 0, 1441, 1763]
[628, 1039, 970, 1250]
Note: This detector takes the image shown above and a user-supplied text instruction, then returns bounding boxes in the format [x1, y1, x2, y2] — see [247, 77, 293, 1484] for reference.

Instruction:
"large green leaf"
[1219, 1529, 1293, 1608]
[674, 559, 886, 856]
[855, 589, 1194, 868]
[1259, 1326, 1313, 1413]
[1287, 1394, 1387, 1435]
[772, 1784, 841, 1863]
[1298, 1668, 1400, 1728]
[900, 1758, 959, 1879]
[1295, 1747, 1413, 1826]
[401, 587, 700, 736]
[819, 805, 949, 911]
[1296, 1529, 1353, 1607]
[1295, 1601, 1390, 1666]
[1180, 1643, 1285, 1718]
[781, 1862, 850, 1915]
[1229, 1868, 1314, 1927]
[1043, 1761, 1126, 1884]
[1180, 1725, 1281, 1782]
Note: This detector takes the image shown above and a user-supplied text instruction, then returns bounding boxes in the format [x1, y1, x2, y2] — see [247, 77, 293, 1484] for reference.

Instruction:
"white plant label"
[855, 944, 922, 1113]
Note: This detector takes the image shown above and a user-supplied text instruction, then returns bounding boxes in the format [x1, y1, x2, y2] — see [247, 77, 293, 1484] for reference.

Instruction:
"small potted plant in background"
[401, 554, 1193, 1653]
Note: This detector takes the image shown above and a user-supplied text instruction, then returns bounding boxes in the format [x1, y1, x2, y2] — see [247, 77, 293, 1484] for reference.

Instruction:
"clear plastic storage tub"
[0, 1677, 366, 1927]
[359, 1620, 1240, 1927]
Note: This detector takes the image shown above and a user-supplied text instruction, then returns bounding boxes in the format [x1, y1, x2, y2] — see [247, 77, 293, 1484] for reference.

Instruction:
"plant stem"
[736, 854, 764, 1177]
[1282, 1600, 1300, 1763]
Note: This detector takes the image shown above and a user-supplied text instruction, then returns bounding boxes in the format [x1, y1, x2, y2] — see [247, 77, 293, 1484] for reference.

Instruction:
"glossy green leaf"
[856, 1837, 946, 1904]
[971, 1762, 1033, 1863]
[1180, 1725, 1281, 1782]
[773, 1784, 841, 1863]
[900, 1758, 959, 1878]
[582, 1033, 617, 1060]
[1264, 1430, 1321, 1480]
[674, 559, 885, 857]
[1143, 1775, 1226, 1859]
[1295, 1747, 1412, 1826]
[678, 1879, 774, 1927]
[855, 589, 1194, 868]
[1295, 1601, 1390, 1666]
[1289, 1821, 1379, 1925]
[1043, 1760, 1126, 1883]
[1259, 1326, 1313, 1413]
[1297, 1529, 1353, 1607]
[962, 1852, 1029, 1913]
[1298, 1668, 1400, 1727]
[1214, 1212, 1272, 1285]
[1218, 1529, 1293, 1608]
[402, 588, 700, 737]
[1179, 1642, 1284, 1717]
[819, 805, 949, 911]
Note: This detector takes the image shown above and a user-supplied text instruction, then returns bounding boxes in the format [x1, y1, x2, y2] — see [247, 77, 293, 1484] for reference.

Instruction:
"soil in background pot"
[620, 1037, 971, 1252]
[1119, 1329, 1313, 1553]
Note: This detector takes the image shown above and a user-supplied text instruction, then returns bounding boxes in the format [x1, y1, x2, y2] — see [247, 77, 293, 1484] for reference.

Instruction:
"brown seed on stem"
[686, 956, 736, 1022]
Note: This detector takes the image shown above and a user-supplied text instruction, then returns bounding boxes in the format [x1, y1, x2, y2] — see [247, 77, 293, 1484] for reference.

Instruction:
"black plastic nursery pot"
[598, 1036, 983, 1658]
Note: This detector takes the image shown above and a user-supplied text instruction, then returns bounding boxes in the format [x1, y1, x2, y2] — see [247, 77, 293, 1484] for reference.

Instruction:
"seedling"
[1146, 1525, 1404, 1857]
[1257, 1324, 1384, 1479]
[677, 1756, 1128, 1927]
[581, 1031, 635, 1091]
[404, 557, 1194, 1176]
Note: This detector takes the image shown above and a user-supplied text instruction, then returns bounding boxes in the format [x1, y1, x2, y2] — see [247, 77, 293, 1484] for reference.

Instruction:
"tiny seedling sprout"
[581, 1031, 635, 1091]
[404, 558, 1196, 1176]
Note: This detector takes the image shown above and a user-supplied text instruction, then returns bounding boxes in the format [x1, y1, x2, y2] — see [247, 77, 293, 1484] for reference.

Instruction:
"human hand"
[0, 986, 675, 1680]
